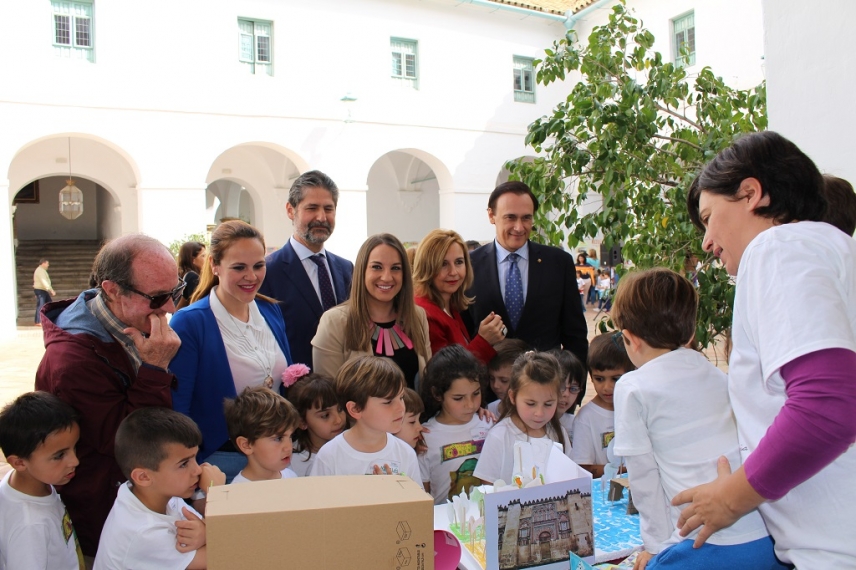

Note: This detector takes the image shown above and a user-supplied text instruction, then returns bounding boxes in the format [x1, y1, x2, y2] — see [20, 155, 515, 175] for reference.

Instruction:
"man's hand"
[175, 507, 206, 553]
[124, 313, 181, 369]
[672, 457, 764, 548]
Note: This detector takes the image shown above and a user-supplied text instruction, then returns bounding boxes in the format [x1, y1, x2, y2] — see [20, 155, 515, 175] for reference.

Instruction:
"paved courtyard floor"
[0, 305, 729, 476]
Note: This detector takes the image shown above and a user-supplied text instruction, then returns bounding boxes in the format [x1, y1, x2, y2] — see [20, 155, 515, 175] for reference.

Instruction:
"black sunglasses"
[123, 281, 186, 309]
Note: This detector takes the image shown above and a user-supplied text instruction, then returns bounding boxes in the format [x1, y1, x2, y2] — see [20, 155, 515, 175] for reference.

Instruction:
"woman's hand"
[672, 457, 764, 547]
[478, 312, 505, 345]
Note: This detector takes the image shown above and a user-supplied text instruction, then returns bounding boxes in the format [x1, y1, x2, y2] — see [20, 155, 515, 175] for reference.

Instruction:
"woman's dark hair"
[178, 241, 205, 277]
[419, 345, 484, 423]
[687, 131, 827, 231]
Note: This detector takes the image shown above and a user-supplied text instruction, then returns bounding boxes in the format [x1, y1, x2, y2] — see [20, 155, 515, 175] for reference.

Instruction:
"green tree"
[508, 1, 766, 347]
[168, 233, 209, 260]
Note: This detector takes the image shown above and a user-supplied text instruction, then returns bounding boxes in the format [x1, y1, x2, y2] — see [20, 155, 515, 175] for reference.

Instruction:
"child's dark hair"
[547, 348, 587, 414]
[0, 392, 79, 460]
[499, 351, 567, 452]
[115, 407, 202, 479]
[402, 387, 424, 417]
[611, 268, 697, 350]
[485, 338, 530, 402]
[224, 386, 300, 448]
[419, 345, 484, 422]
[587, 332, 635, 373]
[286, 374, 339, 455]
[336, 356, 405, 418]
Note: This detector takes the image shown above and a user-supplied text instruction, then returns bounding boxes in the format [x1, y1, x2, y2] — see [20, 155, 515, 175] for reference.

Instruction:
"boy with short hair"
[0, 392, 84, 569]
[309, 356, 423, 488]
[393, 387, 425, 451]
[94, 408, 224, 570]
[485, 338, 530, 416]
[571, 332, 636, 478]
[611, 268, 784, 569]
[224, 386, 301, 484]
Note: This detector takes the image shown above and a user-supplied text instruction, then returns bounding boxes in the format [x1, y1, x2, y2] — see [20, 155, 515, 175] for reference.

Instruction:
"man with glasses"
[35, 234, 183, 559]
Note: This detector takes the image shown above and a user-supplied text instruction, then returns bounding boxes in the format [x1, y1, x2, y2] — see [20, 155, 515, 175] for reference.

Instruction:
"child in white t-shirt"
[286, 374, 347, 476]
[95, 408, 225, 570]
[224, 386, 301, 484]
[474, 351, 573, 485]
[611, 268, 786, 570]
[0, 392, 84, 570]
[309, 356, 423, 488]
[572, 333, 635, 478]
[548, 348, 587, 444]
[417, 346, 492, 504]
[485, 339, 530, 417]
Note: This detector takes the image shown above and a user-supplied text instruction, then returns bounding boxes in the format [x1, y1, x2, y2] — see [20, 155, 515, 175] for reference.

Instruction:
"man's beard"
[301, 221, 332, 244]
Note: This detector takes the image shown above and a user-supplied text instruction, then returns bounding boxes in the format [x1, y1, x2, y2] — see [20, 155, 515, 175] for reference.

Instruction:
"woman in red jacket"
[413, 229, 505, 364]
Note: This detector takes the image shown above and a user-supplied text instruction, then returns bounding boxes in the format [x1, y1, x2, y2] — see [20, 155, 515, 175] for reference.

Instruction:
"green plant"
[168, 233, 209, 260]
[507, 1, 766, 347]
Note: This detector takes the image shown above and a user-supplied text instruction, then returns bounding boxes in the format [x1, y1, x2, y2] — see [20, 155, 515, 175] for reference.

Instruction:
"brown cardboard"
[206, 475, 434, 570]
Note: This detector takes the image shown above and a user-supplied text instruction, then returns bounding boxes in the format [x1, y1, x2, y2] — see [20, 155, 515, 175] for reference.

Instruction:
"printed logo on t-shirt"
[601, 430, 615, 449]
[62, 508, 85, 570]
[448, 457, 480, 501]
[363, 459, 403, 476]
[440, 438, 485, 463]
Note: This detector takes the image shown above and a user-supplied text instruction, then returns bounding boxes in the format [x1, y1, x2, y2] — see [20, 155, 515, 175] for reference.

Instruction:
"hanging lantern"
[59, 178, 84, 220]
[59, 137, 83, 220]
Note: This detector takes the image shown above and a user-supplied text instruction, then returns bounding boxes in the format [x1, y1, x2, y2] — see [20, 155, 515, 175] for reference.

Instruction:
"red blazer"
[415, 295, 496, 364]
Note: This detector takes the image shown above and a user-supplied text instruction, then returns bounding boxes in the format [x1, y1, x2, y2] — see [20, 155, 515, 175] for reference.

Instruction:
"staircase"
[16, 240, 104, 326]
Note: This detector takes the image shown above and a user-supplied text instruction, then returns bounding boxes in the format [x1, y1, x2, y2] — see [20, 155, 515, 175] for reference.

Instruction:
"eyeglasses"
[562, 384, 581, 394]
[611, 331, 626, 352]
[122, 281, 186, 309]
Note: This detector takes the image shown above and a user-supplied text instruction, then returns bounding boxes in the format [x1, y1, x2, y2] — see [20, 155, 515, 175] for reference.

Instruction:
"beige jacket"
[311, 303, 431, 381]
[34, 266, 53, 292]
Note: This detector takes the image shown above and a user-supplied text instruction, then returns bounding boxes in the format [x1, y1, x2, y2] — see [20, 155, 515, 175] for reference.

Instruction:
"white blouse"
[209, 286, 288, 394]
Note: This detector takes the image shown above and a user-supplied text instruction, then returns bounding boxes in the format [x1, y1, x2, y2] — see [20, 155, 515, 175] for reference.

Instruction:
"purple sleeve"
[744, 348, 856, 500]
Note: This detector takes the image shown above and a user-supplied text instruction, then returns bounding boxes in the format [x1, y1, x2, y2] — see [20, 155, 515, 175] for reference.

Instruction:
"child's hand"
[477, 407, 496, 423]
[371, 463, 394, 475]
[175, 507, 206, 553]
[199, 462, 226, 490]
[633, 550, 654, 570]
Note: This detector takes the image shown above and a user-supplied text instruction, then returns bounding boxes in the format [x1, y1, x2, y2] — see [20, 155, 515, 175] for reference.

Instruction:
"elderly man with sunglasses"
[35, 234, 183, 558]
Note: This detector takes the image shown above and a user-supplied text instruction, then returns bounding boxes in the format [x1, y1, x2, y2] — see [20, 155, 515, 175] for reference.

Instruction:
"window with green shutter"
[391, 38, 418, 89]
[52, 1, 93, 62]
[673, 12, 695, 67]
[238, 19, 273, 76]
[513, 56, 535, 103]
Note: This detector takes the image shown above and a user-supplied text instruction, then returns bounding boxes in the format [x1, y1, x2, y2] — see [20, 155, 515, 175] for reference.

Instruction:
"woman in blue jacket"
[170, 220, 291, 482]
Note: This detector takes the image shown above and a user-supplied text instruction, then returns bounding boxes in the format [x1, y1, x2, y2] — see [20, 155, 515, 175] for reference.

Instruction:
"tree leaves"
[507, 0, 765, 347]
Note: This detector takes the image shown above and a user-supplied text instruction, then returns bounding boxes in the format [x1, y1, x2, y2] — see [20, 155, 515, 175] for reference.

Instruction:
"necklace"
[370, 321, 413, 356]
[226, 309, 275, 389]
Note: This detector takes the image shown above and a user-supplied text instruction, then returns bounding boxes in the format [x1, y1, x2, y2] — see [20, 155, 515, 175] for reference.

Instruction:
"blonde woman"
[312, 234, 430, 388]
[413, 229, 504, 364]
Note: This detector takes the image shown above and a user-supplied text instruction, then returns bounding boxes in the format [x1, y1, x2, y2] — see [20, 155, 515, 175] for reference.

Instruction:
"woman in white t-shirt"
[677, 131, 856, 567]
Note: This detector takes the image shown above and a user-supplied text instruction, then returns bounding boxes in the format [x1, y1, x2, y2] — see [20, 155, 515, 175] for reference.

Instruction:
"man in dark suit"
[259, 171, 353, 368]
[466, 181, 588, 365]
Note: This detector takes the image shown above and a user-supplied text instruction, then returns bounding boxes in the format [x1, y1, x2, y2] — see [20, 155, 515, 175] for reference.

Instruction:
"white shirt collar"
[289, 236, 326, 261]
[209, 286, 265, 332]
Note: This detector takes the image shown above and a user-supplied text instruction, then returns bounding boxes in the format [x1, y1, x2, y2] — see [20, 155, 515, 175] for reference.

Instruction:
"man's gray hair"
[91, 234, 170, 289]
[288, 170, 339, 208]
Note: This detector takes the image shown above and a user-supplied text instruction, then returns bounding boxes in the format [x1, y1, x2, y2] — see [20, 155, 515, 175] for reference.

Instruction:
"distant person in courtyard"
[466, 181, 588, 365]
[35, 234, 183, 557]
[466, 240, 481, 252]
[175, 241, 206, 310]
[821, 174, 856, 236]
[33, 258, 56, 326]
[259, 170, 353, 369]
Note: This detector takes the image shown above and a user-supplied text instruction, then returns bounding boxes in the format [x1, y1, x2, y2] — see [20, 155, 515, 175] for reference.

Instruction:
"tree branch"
[655, 103, 705, 132]
[652, 134, 702, 151]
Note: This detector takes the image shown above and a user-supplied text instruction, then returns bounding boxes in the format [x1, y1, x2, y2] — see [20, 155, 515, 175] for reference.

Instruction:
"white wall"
[763, 0, 856, 184]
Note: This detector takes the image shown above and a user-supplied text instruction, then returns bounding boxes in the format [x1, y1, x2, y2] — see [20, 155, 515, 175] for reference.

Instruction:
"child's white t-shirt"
[93, 483, 200, 570]
[728, 222, 856, 566]
[0, 471, 83, 570]
[309, 432, 424, 489]
[613, 348, 769, 549]
[570, 401, 613, 466]
[289, 448, 316, 477]
[559, 413, 575, 444]
[472, 417, 572, 484]
[230, 467, 297, 484]
[418, 415, 492, 504]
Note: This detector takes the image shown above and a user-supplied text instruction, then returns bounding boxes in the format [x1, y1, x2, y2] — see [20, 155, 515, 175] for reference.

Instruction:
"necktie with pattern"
[505, 253, 524, 330]
[309, 254, 336, 311]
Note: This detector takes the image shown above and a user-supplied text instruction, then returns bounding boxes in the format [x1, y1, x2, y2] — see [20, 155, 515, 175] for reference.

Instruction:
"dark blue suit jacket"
[465, 240, 588, 366]
[259, 241, 353, 368]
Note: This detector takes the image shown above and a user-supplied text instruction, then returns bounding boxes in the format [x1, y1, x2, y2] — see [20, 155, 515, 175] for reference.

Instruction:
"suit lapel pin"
[537, 258, 542, 263]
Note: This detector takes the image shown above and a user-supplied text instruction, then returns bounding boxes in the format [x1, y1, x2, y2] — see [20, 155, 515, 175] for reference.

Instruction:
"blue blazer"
[258, 241, 353, 369]
[169, 295, 292, 461]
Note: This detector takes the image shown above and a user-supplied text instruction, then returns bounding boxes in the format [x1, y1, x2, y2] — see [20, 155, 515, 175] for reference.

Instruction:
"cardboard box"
[206, 475, 434, 570]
